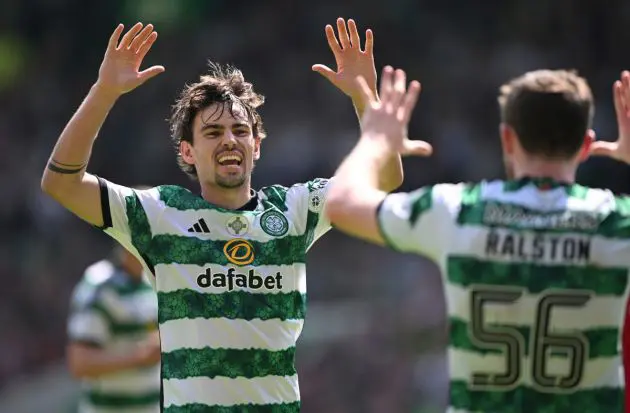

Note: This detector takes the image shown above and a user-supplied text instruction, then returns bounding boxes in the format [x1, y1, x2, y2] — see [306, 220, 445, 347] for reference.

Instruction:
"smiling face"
[180, 102, 261, 189]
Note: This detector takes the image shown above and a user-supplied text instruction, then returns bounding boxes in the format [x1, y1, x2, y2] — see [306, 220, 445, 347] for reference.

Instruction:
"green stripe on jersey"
[158, 185, 292, 213]
[158, 290, 305, 323]
[450, 318, 616, 358]
[125, 194, 153, 252]
[261, 185, 289, 212]
[408, 186, 433, 226]
[447, 257, 627, 296]
[87, 389, 161, 407]
[164, 401, 301, 413]
[449, 380, 623, 412]
[148, 235, 306, 266]
[162, 347, 295, 380]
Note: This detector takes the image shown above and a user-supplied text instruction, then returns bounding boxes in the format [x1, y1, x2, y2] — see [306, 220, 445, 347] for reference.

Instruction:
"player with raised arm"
[325, 67, 630, 412]
[41, 19, 402, 412]
[67, 245, 160, 413]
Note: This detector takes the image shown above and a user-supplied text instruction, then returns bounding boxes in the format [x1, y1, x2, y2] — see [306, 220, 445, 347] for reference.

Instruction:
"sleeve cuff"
[375, 197, 402, 252]
[96, 176, 112, 229]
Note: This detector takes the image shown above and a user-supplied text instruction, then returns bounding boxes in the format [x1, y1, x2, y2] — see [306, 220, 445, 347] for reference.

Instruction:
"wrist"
[351, 91, 378, 112]
[91, 82, 123, 102]
[359, 132, 399, 155]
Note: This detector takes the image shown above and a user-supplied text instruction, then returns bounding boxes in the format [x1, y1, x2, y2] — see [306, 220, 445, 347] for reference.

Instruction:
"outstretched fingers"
[364, 29, 374, 55]
[379, 66, 394, 106]
[129, 24, 154, 52]
[401, 80, 421, 124]
[324, 24, 342, 56]
[108, 24, 125, 51]
[137, 31, 159, 60]
[336, 18, 351, 49]
[118, 22, 144, 50]
[347, 19, 361, 49]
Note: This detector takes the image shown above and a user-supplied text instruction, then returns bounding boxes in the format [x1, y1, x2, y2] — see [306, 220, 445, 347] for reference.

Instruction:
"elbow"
[66, 356, 89, 379]
[66, 345, 93, 379]
[40, 167, 60, 197]
[40, 168, 74, 201]
[383, 176, 403, 193]
[380, 170, 404, 193]
[324, 191, 348, 225]
[40, 172, 54, 195]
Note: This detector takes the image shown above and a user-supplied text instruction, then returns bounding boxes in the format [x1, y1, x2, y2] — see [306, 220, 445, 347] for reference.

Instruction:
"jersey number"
[469, 285, 591, 393]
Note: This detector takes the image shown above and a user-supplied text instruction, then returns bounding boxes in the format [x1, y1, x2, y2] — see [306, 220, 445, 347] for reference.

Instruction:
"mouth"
[217, 151, 243, 167]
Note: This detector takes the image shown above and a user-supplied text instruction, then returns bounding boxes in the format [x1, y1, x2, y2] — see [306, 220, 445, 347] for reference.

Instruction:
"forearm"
[67, 344, 145, 378]
[353, 99, 403, 191]
[327, 134, 392, 244]
[333, 134, 393, 199]
[42, 83, 120, 192]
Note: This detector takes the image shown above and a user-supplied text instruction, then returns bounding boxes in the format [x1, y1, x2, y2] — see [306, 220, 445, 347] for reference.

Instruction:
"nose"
[222, 130, 237, 148]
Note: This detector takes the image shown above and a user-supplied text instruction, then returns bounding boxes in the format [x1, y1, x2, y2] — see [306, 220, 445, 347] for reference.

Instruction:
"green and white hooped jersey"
[378, 178, 630, 413]
[97, 177, 332, 412]
[67, 259, 160, 413]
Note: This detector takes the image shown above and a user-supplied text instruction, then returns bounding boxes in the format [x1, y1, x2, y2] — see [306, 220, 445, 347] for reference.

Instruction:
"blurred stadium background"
[2, 0, 630, 412]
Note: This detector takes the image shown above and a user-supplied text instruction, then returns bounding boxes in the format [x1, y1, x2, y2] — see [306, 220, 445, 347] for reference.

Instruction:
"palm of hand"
[100, 55, 144, 94]
[313, 18, 377, 99]
[97, 23, 164, 95]
[333, 53, 377, 98]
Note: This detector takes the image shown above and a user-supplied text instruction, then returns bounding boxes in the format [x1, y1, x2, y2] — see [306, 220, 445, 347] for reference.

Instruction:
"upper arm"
[325, 178, 389, 245]
[327, 183, 463, 261]
[97, 178, 158, 274]
[42, 173, 104, 226]
[377, 184, 462, 261]
[287, 178, 336, 250]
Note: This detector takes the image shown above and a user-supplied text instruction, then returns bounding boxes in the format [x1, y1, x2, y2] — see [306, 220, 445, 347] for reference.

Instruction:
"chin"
[215, 174, 247, 189]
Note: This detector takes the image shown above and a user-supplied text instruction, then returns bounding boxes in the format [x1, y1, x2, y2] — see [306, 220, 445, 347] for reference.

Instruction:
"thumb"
[138, 65, 165, 84]
[588, 140, 618, 158]
[401, 139, 433, 157]
[312, 64, 337, 82]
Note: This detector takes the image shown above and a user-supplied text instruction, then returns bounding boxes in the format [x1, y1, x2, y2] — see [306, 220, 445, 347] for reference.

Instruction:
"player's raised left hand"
[312, 18, 377, 103]
[590, 71, 630, 163]
[357, 66, 433, 156]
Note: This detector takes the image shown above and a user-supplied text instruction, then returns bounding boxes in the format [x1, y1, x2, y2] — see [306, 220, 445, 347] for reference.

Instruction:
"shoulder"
[152, 185, 209, 211]
[259, 178, 331, 212]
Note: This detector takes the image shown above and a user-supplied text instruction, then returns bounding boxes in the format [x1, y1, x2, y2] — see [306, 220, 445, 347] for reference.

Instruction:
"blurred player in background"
[624, 299, 630, 412]
[67, 244, 160, 413]
[326, 66, 630, 412]
[41, 18, 403, 412]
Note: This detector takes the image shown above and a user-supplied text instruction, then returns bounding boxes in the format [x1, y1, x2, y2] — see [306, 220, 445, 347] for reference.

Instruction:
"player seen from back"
[67, 244, 160, 413]
[325, 67, 630, 412]
[41, 19, 404, 412]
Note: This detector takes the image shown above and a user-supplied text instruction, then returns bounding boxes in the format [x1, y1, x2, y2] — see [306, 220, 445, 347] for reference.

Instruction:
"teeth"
[218, 154, 242, 163]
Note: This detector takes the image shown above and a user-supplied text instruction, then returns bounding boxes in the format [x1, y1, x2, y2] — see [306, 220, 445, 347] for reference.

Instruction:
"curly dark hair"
[498, 69, 594, 159]
[169, 62, 266, 179]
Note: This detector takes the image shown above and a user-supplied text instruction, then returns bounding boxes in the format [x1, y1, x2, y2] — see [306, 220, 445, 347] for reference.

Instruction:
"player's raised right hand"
[96, 23, 165, 96]
[356, 66, 433, 156]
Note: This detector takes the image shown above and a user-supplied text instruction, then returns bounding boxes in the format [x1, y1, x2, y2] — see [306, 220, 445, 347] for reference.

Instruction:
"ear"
[179, 140, 195, 166]
[253, 136, 262, 161]
[578, 129, 596, 162]
[499, 123, 515, 155]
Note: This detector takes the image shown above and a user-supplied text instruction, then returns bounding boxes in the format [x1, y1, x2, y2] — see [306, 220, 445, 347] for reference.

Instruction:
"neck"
[512, 158, 577, 184]
[200, 182, 253, 210]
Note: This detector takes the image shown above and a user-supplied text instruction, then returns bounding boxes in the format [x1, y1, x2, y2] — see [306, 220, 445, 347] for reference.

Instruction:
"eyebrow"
[200, 122, 251, 132]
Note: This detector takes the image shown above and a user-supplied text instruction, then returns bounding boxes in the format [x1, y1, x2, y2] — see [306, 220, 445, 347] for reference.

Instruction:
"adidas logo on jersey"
[188, 218, 210, 234]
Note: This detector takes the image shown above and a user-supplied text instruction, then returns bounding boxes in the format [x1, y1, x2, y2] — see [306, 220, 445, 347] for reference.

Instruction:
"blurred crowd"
[2, 0, 630, 411]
